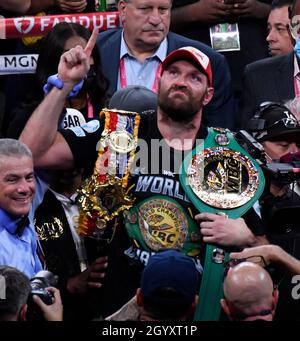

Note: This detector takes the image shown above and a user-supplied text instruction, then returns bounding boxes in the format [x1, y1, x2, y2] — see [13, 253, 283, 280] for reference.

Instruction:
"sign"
[0, 12, 120, 39]
[0, 54, 37, 75]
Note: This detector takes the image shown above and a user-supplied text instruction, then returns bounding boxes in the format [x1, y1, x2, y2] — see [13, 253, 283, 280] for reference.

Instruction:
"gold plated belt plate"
[124, 196, 201, 257]
[187, 147, 260, 209]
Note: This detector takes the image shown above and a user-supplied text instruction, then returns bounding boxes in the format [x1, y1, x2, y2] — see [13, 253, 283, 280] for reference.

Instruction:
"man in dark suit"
[97, 0, 236, 130]
[239, 0, 299, 129]
[239, 52, 294, 129]
[170, 0, 272, 108]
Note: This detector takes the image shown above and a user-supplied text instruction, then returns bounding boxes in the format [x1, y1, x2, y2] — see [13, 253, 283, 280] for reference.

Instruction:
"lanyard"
[87, 95, 94, 119]
[294, 74, 300, 97]
[119, 57, 162, 93]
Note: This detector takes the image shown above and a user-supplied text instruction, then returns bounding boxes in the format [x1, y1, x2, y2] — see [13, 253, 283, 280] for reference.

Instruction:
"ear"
[272, 288, 279, 311]
[203, 86, 214, 106]
[220, 298, 231, 319]
[118, 0, 127, 23]
[19, 304, 28, 321]
[191, 295, 199, 313]
[136, 288, 143, 307]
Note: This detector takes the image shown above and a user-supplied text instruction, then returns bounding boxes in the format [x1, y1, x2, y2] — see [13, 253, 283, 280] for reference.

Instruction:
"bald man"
[221, 262, 279, 321]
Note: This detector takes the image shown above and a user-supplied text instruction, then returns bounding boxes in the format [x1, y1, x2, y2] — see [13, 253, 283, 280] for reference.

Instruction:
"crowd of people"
[0, 0, 300, 322]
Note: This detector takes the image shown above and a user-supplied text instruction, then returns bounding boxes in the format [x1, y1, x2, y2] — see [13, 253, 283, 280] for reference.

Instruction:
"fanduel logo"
[14, 17, 35, 35]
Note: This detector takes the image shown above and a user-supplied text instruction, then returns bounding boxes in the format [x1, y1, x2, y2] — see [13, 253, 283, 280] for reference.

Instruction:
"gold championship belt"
[124, 196, 202, 257]
[188, 147, 260, 209]
[180, 127, 265, 321]
[77, 109, 140, 241]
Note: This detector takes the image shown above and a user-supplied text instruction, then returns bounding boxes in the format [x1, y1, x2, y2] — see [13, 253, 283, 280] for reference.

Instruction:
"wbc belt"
[77, 109, 140, 241]
[180, 127, 265, 321]
[124, 196, 202, 257]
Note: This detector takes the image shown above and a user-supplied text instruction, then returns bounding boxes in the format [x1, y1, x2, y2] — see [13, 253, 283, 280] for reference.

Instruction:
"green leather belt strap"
[180, 127, 265, 321]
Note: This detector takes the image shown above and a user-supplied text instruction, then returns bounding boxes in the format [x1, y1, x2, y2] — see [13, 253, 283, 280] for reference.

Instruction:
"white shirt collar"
[294, 53, 300, 77]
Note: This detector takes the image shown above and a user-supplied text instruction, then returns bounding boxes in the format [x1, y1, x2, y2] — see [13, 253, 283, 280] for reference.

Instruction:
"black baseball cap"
[254, 103, 300, 142]
[108, 85, 157, 115]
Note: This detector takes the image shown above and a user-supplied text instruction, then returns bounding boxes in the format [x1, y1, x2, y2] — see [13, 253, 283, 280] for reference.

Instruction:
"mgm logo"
[0, 275, 6, 299]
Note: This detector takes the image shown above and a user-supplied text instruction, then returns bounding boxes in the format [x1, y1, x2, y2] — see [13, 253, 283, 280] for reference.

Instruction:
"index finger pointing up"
[84, 27, 99, 57]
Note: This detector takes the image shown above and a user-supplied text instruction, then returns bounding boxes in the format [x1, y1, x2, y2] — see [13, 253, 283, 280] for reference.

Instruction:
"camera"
[26, 270, 58, 320]
[235, 130, 300, 185]
[235, 130, 300, 235]
[30, 270, 57, 304]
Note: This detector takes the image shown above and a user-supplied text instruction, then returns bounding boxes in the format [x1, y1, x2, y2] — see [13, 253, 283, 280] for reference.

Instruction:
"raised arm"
[231, 245, 300, 275]
[20, 28, 98, 170]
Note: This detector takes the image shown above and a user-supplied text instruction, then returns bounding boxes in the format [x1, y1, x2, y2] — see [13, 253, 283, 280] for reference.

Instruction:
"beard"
[158, 85, 205, 123]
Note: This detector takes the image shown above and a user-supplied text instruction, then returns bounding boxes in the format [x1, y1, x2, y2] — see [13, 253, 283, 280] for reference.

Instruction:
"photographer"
[0, 266, 63, 321]
[252, 103, 300, 233]
[250, 102, 300, 320]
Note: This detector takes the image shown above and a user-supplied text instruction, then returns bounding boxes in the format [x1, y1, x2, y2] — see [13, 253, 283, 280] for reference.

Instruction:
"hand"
[192, 0, 234, 23]
[195, 212, 255, 247]
[230, 245, 280, 266]
[54, 0, 87, 13]
[67, 256, 108, 294]
[33, 287, 63, 321]
[58, 27, 98, 86]
[105, 296, 139, 321]
[228, 0, 270, 20]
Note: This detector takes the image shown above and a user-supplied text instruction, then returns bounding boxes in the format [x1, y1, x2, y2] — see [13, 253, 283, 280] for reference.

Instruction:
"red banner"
[0, 12, 120, 39]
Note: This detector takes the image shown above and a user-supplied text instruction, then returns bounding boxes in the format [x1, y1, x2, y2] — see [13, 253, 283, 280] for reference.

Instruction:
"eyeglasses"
[223, 255, 267, 278]
[230, 309, 273, 321]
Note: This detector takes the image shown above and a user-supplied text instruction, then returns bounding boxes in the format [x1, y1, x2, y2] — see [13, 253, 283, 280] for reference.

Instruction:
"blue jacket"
[97, 29, 236, 130]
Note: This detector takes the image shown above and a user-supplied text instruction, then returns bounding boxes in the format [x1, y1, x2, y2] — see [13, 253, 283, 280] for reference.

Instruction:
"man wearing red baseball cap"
[20, 41, 265, 318]
[161, 46, 213, 86]
[156, 46, 214, 130]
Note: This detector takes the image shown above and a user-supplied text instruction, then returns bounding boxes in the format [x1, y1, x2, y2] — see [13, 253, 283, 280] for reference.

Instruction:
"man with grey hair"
[0, 139, 48, 278]
[221, 262, 279, 321]
[0, 266, 30, 321]
[0, 265, 63, 321]
[98, 0, 236, 130]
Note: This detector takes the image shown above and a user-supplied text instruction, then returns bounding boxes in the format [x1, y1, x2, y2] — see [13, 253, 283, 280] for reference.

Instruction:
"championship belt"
[124, 196, 202, 256]
[180, 127, 265, 321]
[77, 109, 140, 241]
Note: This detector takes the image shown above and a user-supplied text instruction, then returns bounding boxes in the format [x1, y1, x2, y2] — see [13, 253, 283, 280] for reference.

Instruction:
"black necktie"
[16, 216, 30, 237]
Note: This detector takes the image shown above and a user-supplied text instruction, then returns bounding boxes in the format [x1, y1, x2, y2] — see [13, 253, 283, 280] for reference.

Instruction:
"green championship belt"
[180, 127, 265, 321]
[124, 196, 202, 257]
